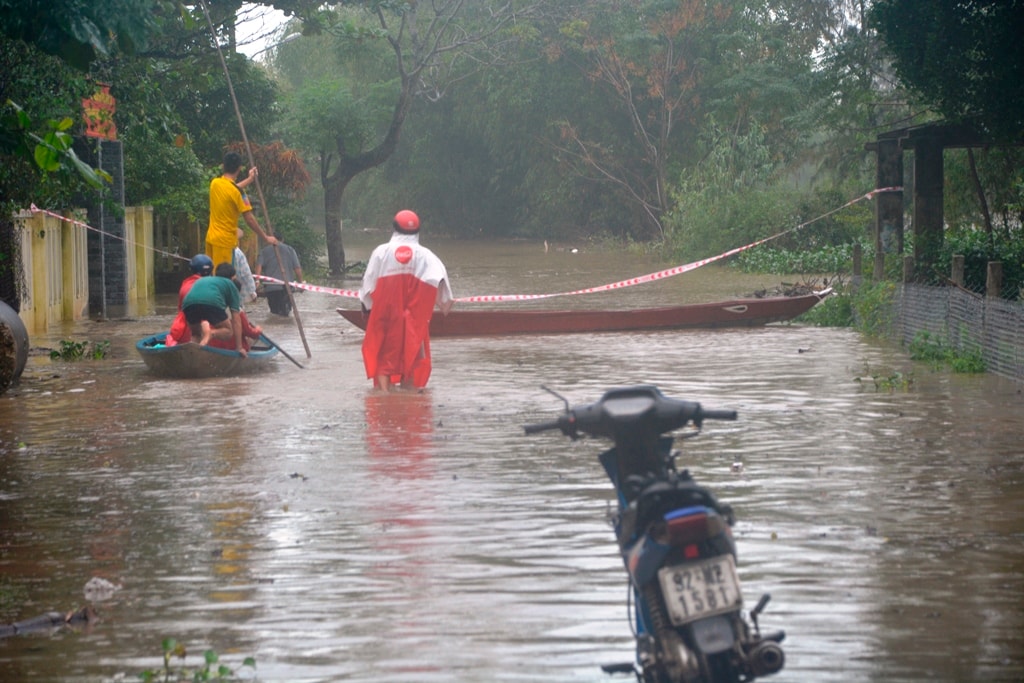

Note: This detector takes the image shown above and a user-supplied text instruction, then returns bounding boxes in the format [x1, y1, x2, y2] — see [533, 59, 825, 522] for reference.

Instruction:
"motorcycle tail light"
[664, 506, 710, 544]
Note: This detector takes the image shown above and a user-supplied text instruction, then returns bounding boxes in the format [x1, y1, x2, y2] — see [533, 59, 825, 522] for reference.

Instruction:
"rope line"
[23, 187, 899, 303]
[26, 204, 192, 265]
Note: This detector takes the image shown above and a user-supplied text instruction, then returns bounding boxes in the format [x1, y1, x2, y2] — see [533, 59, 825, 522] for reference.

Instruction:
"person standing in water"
[205, 151, 277, 269]
[358, 210, 453, 391]
[255, 240, 303, 317]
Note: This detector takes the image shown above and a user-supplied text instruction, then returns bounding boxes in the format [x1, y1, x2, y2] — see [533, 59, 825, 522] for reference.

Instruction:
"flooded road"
[1, 238, 1022, 682]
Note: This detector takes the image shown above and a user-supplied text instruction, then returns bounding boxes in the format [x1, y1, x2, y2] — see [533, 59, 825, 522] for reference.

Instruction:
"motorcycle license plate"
[658, 555, 743, 626]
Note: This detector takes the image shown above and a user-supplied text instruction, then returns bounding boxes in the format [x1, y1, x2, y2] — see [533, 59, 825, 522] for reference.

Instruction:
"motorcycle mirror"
[750, 593, 772, 636]
[540, 384, 570, 412]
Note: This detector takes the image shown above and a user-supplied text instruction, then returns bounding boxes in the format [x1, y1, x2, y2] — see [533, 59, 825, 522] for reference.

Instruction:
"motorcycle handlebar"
[523, 419, 565, 435]
[523, 385, 736, 439]
[700, 408, 738, 422]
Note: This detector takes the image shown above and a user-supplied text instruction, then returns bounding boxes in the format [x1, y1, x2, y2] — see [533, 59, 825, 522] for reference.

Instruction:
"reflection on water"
[0, 238, 1021, 682]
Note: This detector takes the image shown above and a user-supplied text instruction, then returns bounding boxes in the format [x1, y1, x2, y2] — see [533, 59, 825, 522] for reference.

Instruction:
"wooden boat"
[135, 333, 279, 378]
[337, 290, 830, 337]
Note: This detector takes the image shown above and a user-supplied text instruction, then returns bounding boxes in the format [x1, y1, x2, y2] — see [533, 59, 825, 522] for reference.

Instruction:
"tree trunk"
[967, 148, 993, 239]
[324, 176, 349, 277]
[322, 89, 414, 277]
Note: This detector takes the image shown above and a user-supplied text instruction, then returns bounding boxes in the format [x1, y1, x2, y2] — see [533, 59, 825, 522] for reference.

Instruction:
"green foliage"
[282, 78, 382, 160]
[668, 183, 800, 260]
[14, 105, 111, 188]
[854, 364, 914, 392]
[0, 0, 158, 71]
[266, 203, 323, 276]
[0, 39, 98, 211]
[908, 331, 986, 374]
[851, 280, 896, 338]
[138, 638, 256, 683]
[943, 148, 1024, 240]
[664, 124, 877, 261]
[798, 291, 853, 327]
[49, 339, 110, 361]
[940, 226, 1024, 299]
[869, 1, 1024, 140]
[736, 242, 863, 275]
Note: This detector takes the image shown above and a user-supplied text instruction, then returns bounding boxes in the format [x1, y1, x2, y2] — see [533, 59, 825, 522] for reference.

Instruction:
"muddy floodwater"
[1, 237, 1022, 682]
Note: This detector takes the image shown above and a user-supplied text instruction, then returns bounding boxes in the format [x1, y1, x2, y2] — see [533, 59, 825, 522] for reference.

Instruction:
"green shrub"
[798, 291, 854, 326]
[49, 339, 109, 361]
[908, 331, 986, 373]
[851, 281, 896, 337]
[941, 230, 1024, 298]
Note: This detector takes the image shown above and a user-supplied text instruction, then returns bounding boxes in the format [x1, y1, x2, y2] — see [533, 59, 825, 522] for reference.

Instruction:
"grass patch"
[908, 331, 986, 373]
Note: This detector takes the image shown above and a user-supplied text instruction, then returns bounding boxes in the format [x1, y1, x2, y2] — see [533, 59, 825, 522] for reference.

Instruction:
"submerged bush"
[908, 331, 986, 373]
[49, 339, 109, 361]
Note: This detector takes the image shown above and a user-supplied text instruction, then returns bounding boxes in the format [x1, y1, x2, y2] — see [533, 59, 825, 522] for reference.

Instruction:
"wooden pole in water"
[199, 0, 311, 359]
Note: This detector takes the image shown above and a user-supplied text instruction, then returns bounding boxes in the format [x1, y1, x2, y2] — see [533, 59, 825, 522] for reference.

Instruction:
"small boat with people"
[337, 289, 830, 338]
[135, 332, 279, 378]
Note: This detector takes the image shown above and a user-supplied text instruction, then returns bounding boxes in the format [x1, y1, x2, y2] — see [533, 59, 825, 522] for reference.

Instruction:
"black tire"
[0, 300, 29, 394]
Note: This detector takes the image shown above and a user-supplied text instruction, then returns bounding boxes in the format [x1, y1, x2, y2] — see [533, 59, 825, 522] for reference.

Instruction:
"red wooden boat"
[337, 289, 829, 337]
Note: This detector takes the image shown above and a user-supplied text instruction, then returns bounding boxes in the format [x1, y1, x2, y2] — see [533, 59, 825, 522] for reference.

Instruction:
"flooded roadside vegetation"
[4, 0, 1023, 680]
[0, 241, 1021, 682]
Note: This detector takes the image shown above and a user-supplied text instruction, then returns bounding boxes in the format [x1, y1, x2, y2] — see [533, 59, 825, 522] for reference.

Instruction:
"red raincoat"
[359, 232, 453, 388]
[165, 273, 200, 346]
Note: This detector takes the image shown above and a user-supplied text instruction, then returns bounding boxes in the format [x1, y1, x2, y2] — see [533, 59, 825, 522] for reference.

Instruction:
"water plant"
[49, 339, 109, 361]
[138, 638, 256, 682]
[854, 364, 915, 392]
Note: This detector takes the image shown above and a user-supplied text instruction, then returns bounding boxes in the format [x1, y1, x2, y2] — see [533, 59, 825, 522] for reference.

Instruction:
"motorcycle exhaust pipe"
[748, 640, 785, 677]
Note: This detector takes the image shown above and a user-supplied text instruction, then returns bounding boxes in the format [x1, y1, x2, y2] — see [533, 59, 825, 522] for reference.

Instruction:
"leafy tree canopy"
[869, 0, 1024, 140]
[0, 0, 162, 70]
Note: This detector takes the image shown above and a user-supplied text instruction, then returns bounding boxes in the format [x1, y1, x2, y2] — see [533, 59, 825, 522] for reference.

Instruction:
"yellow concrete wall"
[16, 207, 154, 335]
[135, 206, 155, 299]
[61, 210, 89, 322]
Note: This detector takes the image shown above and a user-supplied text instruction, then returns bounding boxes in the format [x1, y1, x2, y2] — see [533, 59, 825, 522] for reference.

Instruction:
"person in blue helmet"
[165, 254, 213, 347]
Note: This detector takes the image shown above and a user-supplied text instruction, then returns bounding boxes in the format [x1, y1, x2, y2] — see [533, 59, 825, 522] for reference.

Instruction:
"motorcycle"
[524, 384, 785, 683]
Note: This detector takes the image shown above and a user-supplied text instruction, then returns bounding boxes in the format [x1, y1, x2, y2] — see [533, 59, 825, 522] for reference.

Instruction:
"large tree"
[269, 0, 544, 276]
[869, 0, 1024, 140]
[540, 0, 823, 242]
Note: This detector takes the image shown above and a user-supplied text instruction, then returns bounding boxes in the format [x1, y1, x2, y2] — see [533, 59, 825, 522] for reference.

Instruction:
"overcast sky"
[235, 3, 289, 58]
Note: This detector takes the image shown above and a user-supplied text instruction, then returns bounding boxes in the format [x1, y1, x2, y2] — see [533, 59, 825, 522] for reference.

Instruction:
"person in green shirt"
[181, 268, 246, 355]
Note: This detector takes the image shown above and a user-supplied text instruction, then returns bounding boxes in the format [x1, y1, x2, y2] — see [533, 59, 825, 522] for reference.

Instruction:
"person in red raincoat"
[164, 254, 213, 347]
[358, 210, 453, 391]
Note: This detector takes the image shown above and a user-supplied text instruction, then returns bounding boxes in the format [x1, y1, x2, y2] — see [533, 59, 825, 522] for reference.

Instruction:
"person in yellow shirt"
[205, 151, 277, 267]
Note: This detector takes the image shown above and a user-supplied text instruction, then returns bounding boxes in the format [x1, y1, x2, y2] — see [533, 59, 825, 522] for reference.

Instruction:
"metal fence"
[893, 283, 1024, 382]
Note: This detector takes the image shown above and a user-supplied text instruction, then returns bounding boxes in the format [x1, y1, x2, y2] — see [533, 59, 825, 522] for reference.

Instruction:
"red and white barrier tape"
[25, 187, 899, 303]
[253, 273, 360, 298]
[453, 186, 901, 303]
[27, 204, 191, 265]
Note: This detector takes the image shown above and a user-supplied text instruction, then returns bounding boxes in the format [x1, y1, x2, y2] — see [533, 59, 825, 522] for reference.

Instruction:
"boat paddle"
[260, 333, 304, 369]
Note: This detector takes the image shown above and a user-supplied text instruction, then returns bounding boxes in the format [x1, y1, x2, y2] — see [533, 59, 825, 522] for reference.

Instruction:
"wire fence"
[890, 283, 1024, 382]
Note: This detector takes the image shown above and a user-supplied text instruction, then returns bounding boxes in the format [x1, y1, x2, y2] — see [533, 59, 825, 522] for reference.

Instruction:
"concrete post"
[951, 255, 965, 288]
[874, 138, 904, 281]
[986, 261, 1002, 299]
[911, 137, 944, 281]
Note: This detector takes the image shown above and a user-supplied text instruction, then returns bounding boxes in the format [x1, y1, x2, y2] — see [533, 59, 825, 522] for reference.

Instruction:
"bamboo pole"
[199, 0, 311, 359]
